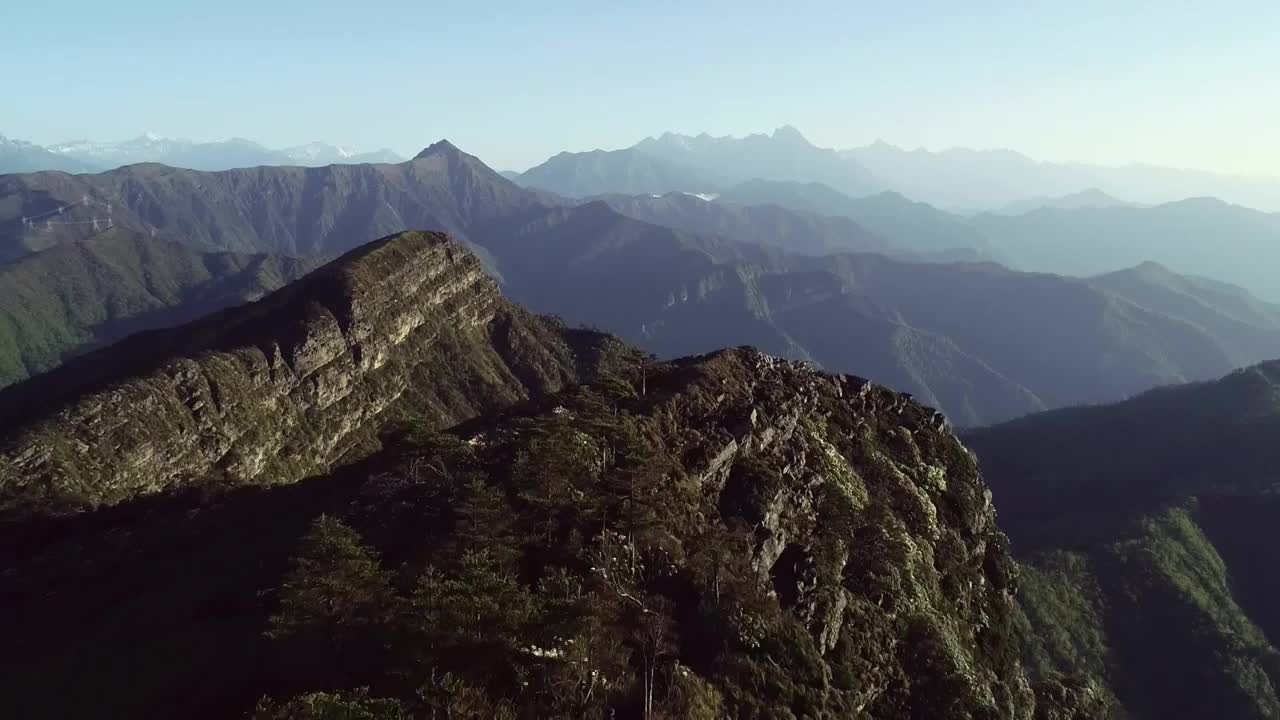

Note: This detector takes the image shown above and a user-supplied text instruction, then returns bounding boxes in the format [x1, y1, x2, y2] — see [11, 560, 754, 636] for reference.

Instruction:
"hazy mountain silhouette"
[515, 126, 882, 198]
[0, 134, 101, 175]
[844, 139, 1280, 212]
[973, 197, 1280, 301]
[715, 179, 995, 257]
[995, 188, 1135, 215]
[6, 132, 406, 173]
[590, 191, 891, 256]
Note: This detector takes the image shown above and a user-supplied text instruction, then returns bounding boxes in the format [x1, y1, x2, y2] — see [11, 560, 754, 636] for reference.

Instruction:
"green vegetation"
[0, 347, 1089, 718]
[0, 230, 321, 387]
[968, 359, 1280, 719]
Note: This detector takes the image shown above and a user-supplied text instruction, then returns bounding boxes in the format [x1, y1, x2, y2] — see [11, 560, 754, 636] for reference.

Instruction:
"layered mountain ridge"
[0, 231, 605, 519]
[0, 131, 405, 174]
[4, 141, 1280, 426]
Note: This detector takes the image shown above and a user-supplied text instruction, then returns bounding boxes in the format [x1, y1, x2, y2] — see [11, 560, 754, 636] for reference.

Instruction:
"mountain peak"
[771, 124, 809, 143]
[415, 139, 462, 159]
[1125, 259, 1177, 280]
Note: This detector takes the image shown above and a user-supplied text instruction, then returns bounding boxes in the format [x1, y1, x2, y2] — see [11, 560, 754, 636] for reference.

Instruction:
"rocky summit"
[0, 232, 1096, 718]
[0, 230, 608, 519]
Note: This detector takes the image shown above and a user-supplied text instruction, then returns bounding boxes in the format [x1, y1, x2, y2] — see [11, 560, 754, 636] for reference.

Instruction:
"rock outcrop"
[0, 231, 606, 519]
[610, 348, 1047, 716]
[0, 245, 1094, 716]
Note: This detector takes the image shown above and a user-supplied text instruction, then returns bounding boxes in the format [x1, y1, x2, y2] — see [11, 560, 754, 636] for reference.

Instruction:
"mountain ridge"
[0, 230, 326, 388]
[964, 359, 1280, 718]
[0, 230, 608, 519]
[517, 126, 882, 199]
[2, 132, 405, 174]
[5, 142, 1280, 427]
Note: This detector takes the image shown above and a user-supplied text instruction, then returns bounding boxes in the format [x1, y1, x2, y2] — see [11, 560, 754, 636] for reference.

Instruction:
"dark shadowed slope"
[965, 362, 1280, 719]
[0, 230, 325, 388]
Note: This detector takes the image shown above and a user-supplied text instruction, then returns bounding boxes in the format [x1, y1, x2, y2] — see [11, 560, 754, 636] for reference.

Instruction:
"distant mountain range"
[993, 187, 1137, 215]
[510, 127, 1280, 213]
[587, 191, 893, 257]
[11, 125, 1280, 214]
[844, 139, 1280, 212]
[972, 197, 1280, 301]
[0, 132, 405, 174]
[4, 141, 1280, 426]
[590, 174, 1280, 301]
[0, 134, 100, 174]
[712, 179, 995, 257]
[516, 126, 881, 199]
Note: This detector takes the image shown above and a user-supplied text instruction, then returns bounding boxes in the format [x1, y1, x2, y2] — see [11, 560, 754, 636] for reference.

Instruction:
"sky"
[5, 1, 1278, 173]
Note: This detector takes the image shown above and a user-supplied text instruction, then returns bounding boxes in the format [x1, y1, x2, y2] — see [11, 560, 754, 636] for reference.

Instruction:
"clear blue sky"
[5, 1, 1277, 173]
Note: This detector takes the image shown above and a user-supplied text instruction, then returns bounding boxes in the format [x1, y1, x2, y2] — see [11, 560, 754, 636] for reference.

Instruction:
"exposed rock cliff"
[0, 231, 606, 519]
[571, 347, 1047, 716]
[0, 342, 1095, 718]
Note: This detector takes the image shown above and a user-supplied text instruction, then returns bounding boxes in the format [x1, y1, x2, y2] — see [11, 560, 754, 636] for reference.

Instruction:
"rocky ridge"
[604, 347, 1066, 716]
[0, 231, 602, 519]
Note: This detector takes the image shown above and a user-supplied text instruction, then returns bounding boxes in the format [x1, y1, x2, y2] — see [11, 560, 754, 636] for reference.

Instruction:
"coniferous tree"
[264, 516, 397, 692]
[267, 515, 395, 654]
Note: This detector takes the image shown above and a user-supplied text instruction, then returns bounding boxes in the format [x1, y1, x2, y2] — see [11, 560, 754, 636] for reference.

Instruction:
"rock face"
[0, 339, 1091, 718]
[618, 348, 1049, 716]
[0, 231, 602, 519]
